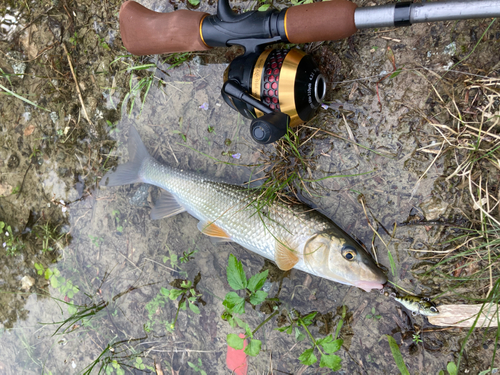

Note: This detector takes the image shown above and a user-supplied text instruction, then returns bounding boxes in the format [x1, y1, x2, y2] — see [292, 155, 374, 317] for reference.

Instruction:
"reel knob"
[250, 112, 289, 144]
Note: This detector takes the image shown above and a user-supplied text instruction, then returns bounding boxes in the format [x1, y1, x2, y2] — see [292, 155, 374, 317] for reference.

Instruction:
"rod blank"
[355, 0, 500, 29]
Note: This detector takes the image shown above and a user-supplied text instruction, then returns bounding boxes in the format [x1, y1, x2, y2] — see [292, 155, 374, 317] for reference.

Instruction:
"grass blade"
[0, 83, 50, 112]
[386, 335, 410, 375]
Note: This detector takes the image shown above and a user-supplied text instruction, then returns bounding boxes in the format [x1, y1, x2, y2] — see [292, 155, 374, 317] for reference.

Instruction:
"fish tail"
[101, 126, 150, 187]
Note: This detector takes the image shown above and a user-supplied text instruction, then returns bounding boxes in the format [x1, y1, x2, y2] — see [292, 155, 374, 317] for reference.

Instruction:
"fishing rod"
[119, 0, 500, 144]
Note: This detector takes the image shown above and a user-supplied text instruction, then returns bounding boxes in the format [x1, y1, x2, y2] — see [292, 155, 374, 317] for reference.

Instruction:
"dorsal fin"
[275, 240, 299, 271]
[197, 221, 231, 239]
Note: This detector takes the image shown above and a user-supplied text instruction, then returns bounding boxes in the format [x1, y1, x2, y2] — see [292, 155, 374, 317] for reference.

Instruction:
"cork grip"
[285, 0, 357, 44]
[119, 1, 211, 55]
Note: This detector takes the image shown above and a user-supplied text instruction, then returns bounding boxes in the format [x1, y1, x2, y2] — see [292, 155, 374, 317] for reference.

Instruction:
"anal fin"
[150, 190, 185, 220]
[275, 240, 299, 271]
[197, 221, 231, 239]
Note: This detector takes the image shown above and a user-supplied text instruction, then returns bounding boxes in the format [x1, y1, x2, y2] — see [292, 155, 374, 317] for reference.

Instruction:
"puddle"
[0, 0, 499, 374]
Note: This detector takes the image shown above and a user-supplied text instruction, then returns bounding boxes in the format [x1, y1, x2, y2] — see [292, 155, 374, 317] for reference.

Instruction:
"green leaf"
[275, 325, 291, 333]
[321, 338, 343, 354]
[258, 4, 270, 11]
[50, 276, 61, 288]
[44, 268, 53, 280]
[188, 0, 200, 5]
[247, 270, 268, 292]
[249, 290, 268, 305]
[294, 327, 305, 342]
[438, 371, 444, 375]
[223, 292, 246, 315]
[234, 316, 246, 328]
[169, 289, 184, 300]
[286, 325, 293, 334]
[245, 323, 252, 338]
[160, 287, 170, 297]
[244, 339, 261, 356]
[298, 348, 317, 366]
[179, 300, 187, 310]
[386, 335, 410, 375]
[302, 311, 317, 326]
[319, 354, 342, 371]
[389, 68, 403, 79]
[189, 302, 200, 314]
[227, 333, 245, 350]
[227, 254, 247, 290]
[447, 362, 458, 375]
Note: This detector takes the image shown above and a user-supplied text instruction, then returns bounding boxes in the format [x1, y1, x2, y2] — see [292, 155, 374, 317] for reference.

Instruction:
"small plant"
[222, 254, 344, 370]
[34, 222, 64, 253]
[89, 235, 104, 247]
[69, 32, 78, 46]
[412, 333, 422, 344]
[179, 248, 198, 263]
[44, 267, 80, 302]
[277, 311, 343, 371]
[106, 120, 119, 135]
[207, 126, 215, 133]
[1, 221, 24, 256]
[163, 251, 178, 268]
[187, 358, 207, 375]
[111, 209, 125, 233]
[366, 307, 382, 320]
[145, 273, 204, 332]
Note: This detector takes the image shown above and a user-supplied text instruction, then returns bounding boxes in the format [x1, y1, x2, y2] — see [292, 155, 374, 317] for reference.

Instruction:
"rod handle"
[119, 1, 211, 55]
[284, 0, 358, 43]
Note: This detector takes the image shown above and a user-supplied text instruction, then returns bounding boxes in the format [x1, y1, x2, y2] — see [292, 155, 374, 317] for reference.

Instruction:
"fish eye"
[342, 246, 357, 261]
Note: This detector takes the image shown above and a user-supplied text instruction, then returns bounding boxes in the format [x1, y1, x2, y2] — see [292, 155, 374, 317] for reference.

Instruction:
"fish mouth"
[355, 280, 385, 292]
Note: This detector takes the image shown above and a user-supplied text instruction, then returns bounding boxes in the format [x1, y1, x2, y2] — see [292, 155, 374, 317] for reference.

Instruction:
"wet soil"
[0, 0, 499, 374]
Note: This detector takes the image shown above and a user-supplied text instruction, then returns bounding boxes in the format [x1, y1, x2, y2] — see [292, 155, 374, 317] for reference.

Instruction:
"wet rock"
[7, 153, 20, 169]
[20, 275, 35, 291]
[130, 184, 150, 206]
[419, 196, 448, 221]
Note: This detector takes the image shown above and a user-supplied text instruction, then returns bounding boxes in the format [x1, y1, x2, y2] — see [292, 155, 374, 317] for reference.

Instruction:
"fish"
[391, 293, 439, 316]
[101, 126, 387, 292]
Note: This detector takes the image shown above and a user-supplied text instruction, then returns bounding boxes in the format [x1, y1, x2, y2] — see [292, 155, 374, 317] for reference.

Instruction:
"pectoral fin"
[275, 240, 299, 271]
[197, 221, 231, 239]
[151, 190, 185, 220]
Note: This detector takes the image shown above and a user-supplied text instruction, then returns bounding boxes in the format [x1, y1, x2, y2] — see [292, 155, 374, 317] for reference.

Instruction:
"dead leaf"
[24, 124, 35, 136]
[0, 183, 12, 196]
[428, 304, 499, 327]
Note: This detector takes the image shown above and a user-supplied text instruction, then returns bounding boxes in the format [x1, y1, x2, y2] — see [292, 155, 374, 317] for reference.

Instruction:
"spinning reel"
[119, 0, 500, 143]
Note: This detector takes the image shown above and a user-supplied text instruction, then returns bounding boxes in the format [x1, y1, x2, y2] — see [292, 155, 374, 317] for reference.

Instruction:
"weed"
[34, 222, 64, 253]
[187, 358, 207, 375]
[412, 333, 422, 344]
[39, 265, 79, 304]
[1, 221, 24, 255]
[145, 273, 204, 332]
[179, 248, 198, 263]
[365, 307, 382, 320]
[222, 254, 344, 370]
[89, 234, 104, 247]
[111, 209, 125, 233]
[106, 120, 119, 135]
[417, 74, 500, 369]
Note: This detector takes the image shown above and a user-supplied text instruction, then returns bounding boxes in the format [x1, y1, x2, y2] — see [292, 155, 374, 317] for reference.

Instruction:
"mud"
[0, 0, 499, 374]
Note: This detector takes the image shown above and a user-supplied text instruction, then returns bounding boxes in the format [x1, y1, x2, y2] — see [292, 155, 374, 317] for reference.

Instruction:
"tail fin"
[101, 126, 150, 187]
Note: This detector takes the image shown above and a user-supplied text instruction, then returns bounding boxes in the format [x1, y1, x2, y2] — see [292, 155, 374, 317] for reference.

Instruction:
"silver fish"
[101, 127, 387, 291]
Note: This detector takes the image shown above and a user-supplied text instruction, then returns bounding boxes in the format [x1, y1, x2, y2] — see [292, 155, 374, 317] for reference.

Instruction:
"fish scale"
[141, 157, 332, 274]
[101, 126, 387, 291]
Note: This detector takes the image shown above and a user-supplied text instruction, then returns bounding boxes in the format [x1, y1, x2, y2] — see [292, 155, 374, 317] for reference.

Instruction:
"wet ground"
[0, 0, 499, 373]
